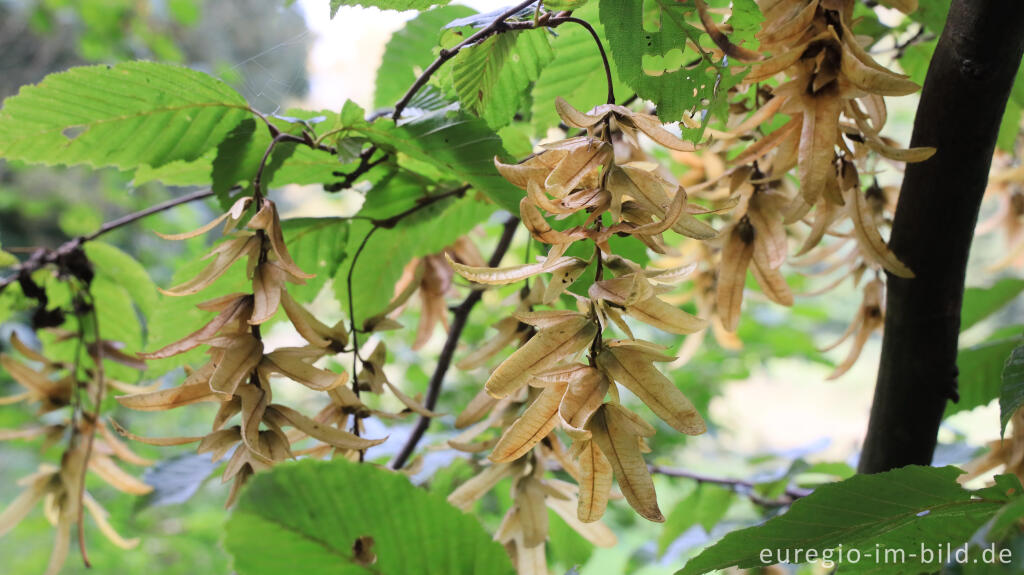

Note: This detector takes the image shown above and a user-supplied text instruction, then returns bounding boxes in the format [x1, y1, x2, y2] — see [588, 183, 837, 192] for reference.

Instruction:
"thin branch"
[347, 225, 378, 409]
[557, 16, 615, 105]
[391, 0, 542, 121]
[252, 133, 291, 202]
[252, 110, 338, 156]
[648, 465, 811, 507]
[390, 5, 617, 120]
[390, 216, 519, 470]
[0, 188, 222, 293]
[344, 185, 474, 457]
[83, 188, 217, 242]
[373, 185, 470, 229]
[326, 145, 387, 193]
[75, 289, 105, 568]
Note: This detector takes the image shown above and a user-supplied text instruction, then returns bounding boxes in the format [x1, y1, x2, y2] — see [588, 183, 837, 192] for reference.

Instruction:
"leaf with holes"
[530, 2, 628, 137]
[224, 458, 514, 575]
[0, 62, 250, 170]
[599, 0, 750, 127]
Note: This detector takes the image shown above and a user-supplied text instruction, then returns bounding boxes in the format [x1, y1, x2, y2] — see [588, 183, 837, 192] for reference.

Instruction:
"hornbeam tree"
[1, 1, 1023, 574]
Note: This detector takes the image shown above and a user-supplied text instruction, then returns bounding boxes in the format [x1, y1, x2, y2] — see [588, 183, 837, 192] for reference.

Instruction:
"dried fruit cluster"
[683, 0, 933, 377]
[1, 320, 151, 574]
[445, 98, 716, 567]
[442, 1, 935, 566]
[979, 147, 1024, 270]
[116, 196, 385, 505]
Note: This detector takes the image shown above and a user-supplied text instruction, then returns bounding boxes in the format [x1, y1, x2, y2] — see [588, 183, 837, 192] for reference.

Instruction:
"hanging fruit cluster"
[116, 196, 384, 505]
[443, 1, 932, 567]
[1, 262, 151, 575]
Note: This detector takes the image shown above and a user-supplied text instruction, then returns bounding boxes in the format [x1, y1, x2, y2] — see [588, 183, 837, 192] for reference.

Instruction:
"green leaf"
[997, 98, 1022, 153]
[947, 335, 1024, 418]
[800, 461, 856, 481]
[453, 29, 554, 129]
[90, 275, 144, 352]
[452, 33, 513, 116]
[990, 492, 1024, 539]
[132, 150, 220, 187]
[599, 0, 750, 126]
[659, 485, 702, 556]
[694, 484, 734, 532]
[134, 127, 345, 193]
[355, 110, 523, 212]
[0, 243, 17, 268]
[330, 0, 449, 17]
[375, 6, 477, 110]
[961, 278, 1024, 332]
[0, 62, 250, 170]
[497, 123, 534, 158]
[1000, 344, 1024, 435]
[450, 33, 509, 113]
[52, 242, 159, 382]
[334, 104, 364, 134]
[484, 29, 554, 129]
[224, 458, 515, 575]
[530, 2, 629, 136]
[548, 509, 595, 568]
[211, 118, 270, 196]
[280, 218, 349, 303]
[898, 39, 937, 86]
[168, 0, 201, 26]
[659, 483, 734, 556]
[676, 466, 1007, 575]
[728, 0, 762, 49]
[358, 169, 439, 219]
[335, 195, 495, 326]
[84, 242, 159, 319]
[910, 0, 951, 34]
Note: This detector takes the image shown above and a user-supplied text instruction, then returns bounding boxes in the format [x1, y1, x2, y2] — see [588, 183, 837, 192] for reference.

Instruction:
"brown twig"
[648, 464, 812, 507]
[0, 187, 222, 293]
[556, 16, 616, 105]
[391, 6, 617, 119]
[326, 145, 387, 193]
[75, 290, 106, 568]
[391, 0, 542, 121]
[344, 185, 475, 458]
[389, 216, 519, 470]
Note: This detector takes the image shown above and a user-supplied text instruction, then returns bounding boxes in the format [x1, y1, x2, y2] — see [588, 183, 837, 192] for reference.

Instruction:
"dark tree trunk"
[859, 0, 1024, 474]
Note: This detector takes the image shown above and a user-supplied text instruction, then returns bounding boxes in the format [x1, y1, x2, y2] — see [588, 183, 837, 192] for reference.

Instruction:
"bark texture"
[859, 0, 1024, 473]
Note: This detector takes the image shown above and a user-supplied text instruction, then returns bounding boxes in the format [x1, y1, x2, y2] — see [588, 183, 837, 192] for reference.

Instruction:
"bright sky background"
[296, 0, 502, 110]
